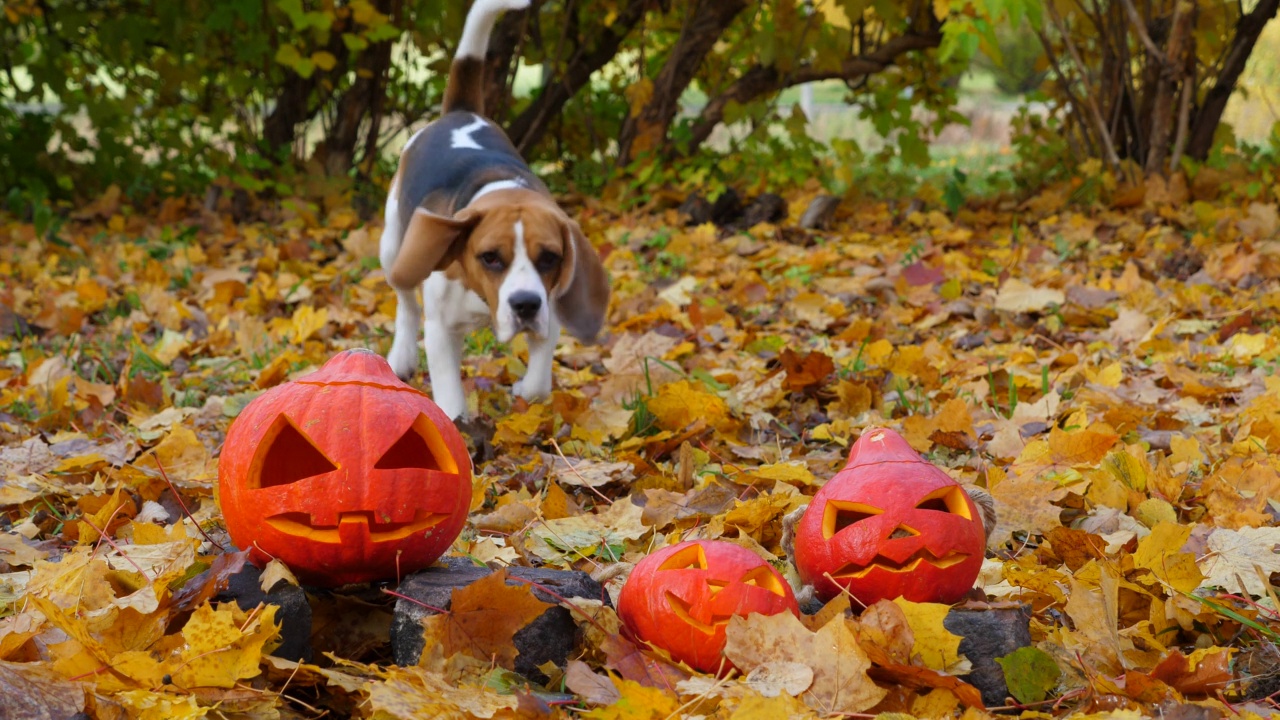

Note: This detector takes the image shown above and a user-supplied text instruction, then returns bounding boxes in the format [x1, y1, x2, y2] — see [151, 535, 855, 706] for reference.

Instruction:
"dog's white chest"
[425, 273, 490, 333]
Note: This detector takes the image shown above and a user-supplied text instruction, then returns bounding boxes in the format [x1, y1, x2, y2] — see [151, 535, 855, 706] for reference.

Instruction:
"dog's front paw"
[387, 339, 420, 380]
[513, 377, 551, 403]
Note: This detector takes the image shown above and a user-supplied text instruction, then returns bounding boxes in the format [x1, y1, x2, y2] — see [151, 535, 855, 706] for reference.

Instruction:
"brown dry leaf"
[989, 473, 1069, 545]
[600, 632, 690, 689]
[0, 659, 87, 719]
[0, 533, 48, 567]
[418, 568, 553, 669]
[779, 349, 835, 391]
[640, 484, 738, 529]
[1149, 648, 1233, 696]
[723, 611, 886, 714]
[565, 659, 621, 705]
[994, 278, 1065, 312]
[857, 599, 916, 665]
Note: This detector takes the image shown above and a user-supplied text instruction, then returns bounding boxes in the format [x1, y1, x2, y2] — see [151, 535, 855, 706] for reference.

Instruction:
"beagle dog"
[380, 0, 609, 419]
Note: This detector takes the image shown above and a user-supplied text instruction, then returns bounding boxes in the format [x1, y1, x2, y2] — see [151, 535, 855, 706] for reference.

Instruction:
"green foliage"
[17, 0, 1255, 209]
[973, 22, 1049, 96]
[996, 646, 1062, 704]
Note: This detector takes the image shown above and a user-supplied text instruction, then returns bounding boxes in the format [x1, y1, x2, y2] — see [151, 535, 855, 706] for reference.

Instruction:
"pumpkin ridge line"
[294, 380, 425, 393]
[841, 459, 947, 468]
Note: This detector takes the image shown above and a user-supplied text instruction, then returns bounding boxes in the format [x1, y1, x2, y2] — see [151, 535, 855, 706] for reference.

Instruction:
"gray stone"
[217, 563, 313, 662]
[799, 195, 840, 230]
[390, 558, 610, 680]
[943, 603, 1033, 707]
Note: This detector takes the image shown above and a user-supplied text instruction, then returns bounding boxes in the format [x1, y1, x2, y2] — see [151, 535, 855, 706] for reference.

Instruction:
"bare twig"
[1045, 0, 1124, 173]
[1119, 0, 1164, 61]
[155, 456, 226, 551]
[1169, 66, 1194, 171]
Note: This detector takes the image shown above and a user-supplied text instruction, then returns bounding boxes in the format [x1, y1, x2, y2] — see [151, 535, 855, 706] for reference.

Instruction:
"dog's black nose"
[509, 291, 542, 320]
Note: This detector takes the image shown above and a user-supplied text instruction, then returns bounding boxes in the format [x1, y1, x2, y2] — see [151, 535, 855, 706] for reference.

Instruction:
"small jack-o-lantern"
[218, 349, 471, 587]
[617, 540, 799, 673]
[793, 427, 985, 606]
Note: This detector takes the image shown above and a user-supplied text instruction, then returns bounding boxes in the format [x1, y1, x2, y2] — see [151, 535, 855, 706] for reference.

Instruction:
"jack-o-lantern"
[617, 540, 799, 673]
[793, 427, 985, 606]
[218, 349, 471, 587]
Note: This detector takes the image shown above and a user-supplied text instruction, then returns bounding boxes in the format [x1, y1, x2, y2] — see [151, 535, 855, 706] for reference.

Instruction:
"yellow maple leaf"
[1168, 435, 1205, 468]
[167, 602, 279, 688]
[582, 677, 680, 719]
[287, 304, 329, 343]
[148, 425, 213, 482]
[493, 404, 552, 446]
[1133, 522, 1202, 593]
[729, 692, 818, 719]
[745, 462, 816, 487]
[115, 690, 207, 720]
[891, 598, 969, 674]
[647, 379, 730, 432]
[76, 486, 131, 545]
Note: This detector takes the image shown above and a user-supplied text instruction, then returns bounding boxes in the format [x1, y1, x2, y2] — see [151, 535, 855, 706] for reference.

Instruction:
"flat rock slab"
[943, 603, 1033, 707]
[391, 558, 610, 679]
[216, 563, 313, 663]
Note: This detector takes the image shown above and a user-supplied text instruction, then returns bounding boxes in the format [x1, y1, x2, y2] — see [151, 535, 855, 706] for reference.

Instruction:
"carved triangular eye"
[822, 500, 882, 539]
[375, 414, 459, 473]
[659, 544, 708, 571]
[916, 486, 972, 519]
[740, 565, 787, 597]
[254, 415, 337, 489]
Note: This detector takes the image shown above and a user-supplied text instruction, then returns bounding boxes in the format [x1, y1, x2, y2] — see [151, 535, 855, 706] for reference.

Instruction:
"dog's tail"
[443, 0, 530, 115]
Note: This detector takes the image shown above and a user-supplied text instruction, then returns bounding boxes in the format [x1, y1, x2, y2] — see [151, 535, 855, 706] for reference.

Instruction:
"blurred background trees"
[2, 0, 1278, 211]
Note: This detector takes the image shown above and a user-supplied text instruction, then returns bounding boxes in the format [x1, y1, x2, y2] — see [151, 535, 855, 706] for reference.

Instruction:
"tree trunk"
[506, 0, 649, 154]
[312, 0, 400, 176]
[1185, 0, 1279, 159]
[681, 29, 942, 157]
[615, 0, 749, 167]
[1144, 0, 1192, 175]
[261, 28, 349, 162]
[484, 1, 539, 122]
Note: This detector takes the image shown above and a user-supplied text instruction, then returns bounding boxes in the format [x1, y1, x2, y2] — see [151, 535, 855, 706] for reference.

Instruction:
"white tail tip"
[457, 0, 532, 59]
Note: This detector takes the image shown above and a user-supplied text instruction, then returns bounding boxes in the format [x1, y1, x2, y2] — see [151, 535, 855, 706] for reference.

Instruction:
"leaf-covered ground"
[3, 170, 1280, 718]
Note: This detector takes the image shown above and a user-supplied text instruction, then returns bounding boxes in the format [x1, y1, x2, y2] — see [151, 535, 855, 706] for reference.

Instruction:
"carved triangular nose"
[888, 524, 919, 540]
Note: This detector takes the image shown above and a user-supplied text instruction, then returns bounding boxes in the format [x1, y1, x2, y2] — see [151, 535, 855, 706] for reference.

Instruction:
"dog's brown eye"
[535, 252, 561, 274]
[478, 251, 506, 271]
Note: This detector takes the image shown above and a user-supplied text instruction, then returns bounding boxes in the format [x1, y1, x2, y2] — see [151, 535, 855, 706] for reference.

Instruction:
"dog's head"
[388, 188, 609, 343]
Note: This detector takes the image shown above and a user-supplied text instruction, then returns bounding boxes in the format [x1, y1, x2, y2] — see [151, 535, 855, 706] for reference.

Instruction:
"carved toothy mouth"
[265, 509, 449, 543]
[832, 547, 970, 578]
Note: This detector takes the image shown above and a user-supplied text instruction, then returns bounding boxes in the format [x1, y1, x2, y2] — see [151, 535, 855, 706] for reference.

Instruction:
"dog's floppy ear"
[553, 218, 610, 342]
[387, 207, 481, 289]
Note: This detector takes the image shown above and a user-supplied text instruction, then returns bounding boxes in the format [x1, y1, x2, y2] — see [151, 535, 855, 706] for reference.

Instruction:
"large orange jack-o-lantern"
[218, 349, 471, 587]
[793, 427, 985, 606]
[617, 540, 799, 674]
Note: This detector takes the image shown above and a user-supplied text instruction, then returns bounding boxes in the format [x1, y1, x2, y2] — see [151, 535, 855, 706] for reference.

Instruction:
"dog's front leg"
[425, 316, 468, 419]
[387, 285, 424, 380]
[514, 314, 558, 404]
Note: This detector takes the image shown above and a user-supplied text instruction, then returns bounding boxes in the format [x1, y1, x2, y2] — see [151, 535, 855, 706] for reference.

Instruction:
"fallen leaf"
[995, 646, 1061, 704]
[724, 611, 886, 714]
[995, 278, 1065, 313]
[1198, 527, 1280, 596]
[419, 568, 554, 669]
